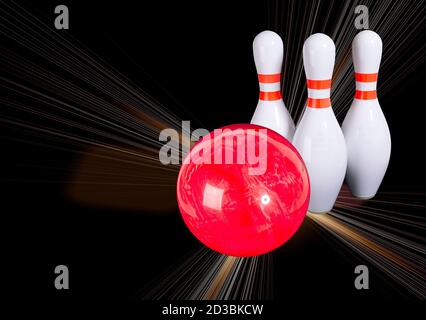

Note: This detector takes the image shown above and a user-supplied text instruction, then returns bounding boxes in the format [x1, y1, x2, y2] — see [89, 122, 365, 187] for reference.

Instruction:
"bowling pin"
[292, 33, 347, 213]
[342, 30, 391, 199]
[251, 31, 295, 140]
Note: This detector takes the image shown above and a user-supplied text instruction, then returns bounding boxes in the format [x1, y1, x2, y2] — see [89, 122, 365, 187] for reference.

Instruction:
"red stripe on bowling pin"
[258, 73, 282, 101]
[354, 72, 378, 100]
[306, 79, 332, 108]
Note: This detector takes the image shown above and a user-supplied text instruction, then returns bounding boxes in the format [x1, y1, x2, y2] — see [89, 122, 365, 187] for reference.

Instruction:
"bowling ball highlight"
[176, 124, 310, 257]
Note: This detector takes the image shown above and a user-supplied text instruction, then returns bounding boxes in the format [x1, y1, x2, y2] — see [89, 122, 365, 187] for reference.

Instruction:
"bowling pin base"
[308, 210, 330, 215]
[354, 194, 375, 200]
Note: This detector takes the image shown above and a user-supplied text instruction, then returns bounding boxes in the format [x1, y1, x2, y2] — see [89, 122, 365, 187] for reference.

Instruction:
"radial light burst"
[308, 187, 426, 298]
[1, 0, 425, 299]
[141, 248, 274, 300]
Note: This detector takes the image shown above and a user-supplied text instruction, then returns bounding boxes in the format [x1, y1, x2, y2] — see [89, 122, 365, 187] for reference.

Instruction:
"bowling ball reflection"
[176, 124, 310, 257]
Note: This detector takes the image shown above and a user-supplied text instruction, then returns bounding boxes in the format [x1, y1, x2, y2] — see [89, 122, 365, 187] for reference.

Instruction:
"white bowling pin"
[292, 33, 347, 213]
[342, 30, 391, 199]
[251, 30, 295, 140]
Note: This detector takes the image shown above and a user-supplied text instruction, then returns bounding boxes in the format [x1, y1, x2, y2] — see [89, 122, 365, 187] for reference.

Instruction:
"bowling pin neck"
[353, 30, 382, 74]
[258, 73, 282, 101]
[354, 73, 378, 100]
[253, 31, 284, 102]
[352, 31, 382, 101]
[302, 34, 335, 109]
[306, 78, 332, 108]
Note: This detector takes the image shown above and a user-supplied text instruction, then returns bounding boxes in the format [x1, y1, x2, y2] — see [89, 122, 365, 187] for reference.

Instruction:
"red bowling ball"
[176, 124, 310, 257]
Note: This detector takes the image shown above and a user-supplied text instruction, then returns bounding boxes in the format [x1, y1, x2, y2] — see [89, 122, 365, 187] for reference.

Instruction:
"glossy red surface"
[177, 124, 310, 257]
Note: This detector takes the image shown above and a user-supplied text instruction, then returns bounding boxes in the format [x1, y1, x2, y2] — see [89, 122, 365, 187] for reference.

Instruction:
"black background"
[3, 0, 425, 304]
